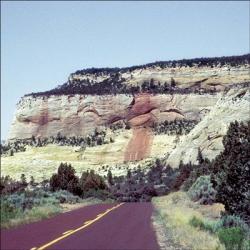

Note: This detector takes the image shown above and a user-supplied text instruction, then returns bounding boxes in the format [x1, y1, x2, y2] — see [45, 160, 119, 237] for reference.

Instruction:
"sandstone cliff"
[167, 87, 250, 167]
[69, 63, 249, 92]
[7, 54, 250, 166]
[9, 93, 219, 139]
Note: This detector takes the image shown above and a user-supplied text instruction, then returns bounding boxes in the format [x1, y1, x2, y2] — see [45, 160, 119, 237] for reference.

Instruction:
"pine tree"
[127, 169, 132, 179]
[197, 147, 204, 164]
[9, 149, 14, 156]
[107, 170, 113, 185]
[170, 77, 176, 88]
[30, 176, 35, 186]
[20, 174, 27, 187]
[212, 121, 250, 223]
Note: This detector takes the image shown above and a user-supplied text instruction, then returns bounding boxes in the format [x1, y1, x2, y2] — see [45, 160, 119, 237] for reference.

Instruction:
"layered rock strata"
[167, 87, 250, 167]
[9, 93, 219, 140]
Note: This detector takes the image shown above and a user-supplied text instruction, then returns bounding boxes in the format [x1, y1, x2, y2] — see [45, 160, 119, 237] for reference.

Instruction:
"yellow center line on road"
[96, 213, 104, 217]
[62, 230, 74, 235]
[83, 220, 92, 225]
[32, 203, 124, 250]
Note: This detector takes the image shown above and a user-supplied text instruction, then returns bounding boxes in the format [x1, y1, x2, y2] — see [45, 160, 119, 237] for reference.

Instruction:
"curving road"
[1, 203, 159, 250]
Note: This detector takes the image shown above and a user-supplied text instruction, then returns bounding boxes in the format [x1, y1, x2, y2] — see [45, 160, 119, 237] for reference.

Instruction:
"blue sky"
[1, 1, 249, 139]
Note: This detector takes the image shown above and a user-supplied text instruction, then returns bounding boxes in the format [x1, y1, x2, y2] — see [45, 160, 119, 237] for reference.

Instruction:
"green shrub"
[0, 175, 26, 195]
[24, 204, 61, 221]
[0, 188, 80, 218]
[1, 204, 62, 229]
[188, 175, 216, 205]
[190, 215, 250, 237]
[52, 190, 80, 204]
[189, 215, 218, 233]
[217, 215, 250, 236]
[189, 216, 204, 228]
[242, 240, 250, 250]
[181, 158, 212, 191]
[218, 227, 245, 250]
[0, 200, 22, 224]
[0, 189, 80, 228]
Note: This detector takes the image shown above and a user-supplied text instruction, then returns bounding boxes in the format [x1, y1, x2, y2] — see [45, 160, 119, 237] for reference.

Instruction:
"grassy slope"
[1, 130, 131, 181]
[152, 191, 225, 250]
[1, 131, 178, 182]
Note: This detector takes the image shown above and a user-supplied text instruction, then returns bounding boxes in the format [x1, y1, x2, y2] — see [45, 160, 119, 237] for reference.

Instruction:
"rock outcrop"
[167, 87, 250, 167]
[70, 63, 249, 91]
[7, 54, 250, 165]
[9, 93, 219, 140]
[9, 95, 130, 139]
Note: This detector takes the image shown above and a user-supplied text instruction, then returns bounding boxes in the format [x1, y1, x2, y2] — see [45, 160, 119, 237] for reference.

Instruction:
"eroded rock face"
[167, 87, 250, 167]
[70, 64, 250, 91]
[9, 93, 219, 140]
[9, 95, 131, 139]
[124, 127, 153, 162]
[8, 56, 250, 165]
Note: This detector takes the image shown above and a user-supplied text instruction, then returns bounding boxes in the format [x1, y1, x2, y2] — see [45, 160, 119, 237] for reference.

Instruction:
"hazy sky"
[1, 1, 249, 139]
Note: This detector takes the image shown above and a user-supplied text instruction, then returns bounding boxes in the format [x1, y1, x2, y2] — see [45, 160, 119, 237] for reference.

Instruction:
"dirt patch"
[124, 127, 153, 162]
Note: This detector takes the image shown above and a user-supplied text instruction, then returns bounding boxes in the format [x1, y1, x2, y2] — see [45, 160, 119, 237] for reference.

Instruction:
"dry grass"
[152, 191, 225, 250]
[1, 129, 179, 182]
[1, 205, 62, 229]
[1, 130, 132, 182]
[1, 198, 110, 229]
[151, 134, 181, 158]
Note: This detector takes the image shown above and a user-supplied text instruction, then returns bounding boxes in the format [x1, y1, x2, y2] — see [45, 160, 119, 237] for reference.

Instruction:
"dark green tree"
[20, 174, 27, 187]
[170, 77, 176, 88]
[107, 170, 113, 185]
[127, 169, 132, 179]
[197, 147, 204, 164]
[82, 170, 106, 191]
[49, 163, 80, 195]
[29, 176, 35, 186]
[212, 121, 250, 223]
[80, 170, 89, 187]
[9, 149, 14, 156]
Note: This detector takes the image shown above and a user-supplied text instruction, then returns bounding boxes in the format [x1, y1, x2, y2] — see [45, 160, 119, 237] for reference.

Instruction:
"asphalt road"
[1, 203, 159, 250]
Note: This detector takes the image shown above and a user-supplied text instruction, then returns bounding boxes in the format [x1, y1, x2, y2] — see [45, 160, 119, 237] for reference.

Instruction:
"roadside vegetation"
[153, 191, 224, 250]
[0, 187, 77, 229]
[1, 120, 249, 250]
[178, 121, 250, 224]
[0, 158, 176, 228]
[0, 170, 112, 229]
[153, 120, 250, 250]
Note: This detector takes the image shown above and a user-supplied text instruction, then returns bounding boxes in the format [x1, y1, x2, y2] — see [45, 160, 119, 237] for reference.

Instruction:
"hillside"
[167, 86, 250, 167]
[2, 55, 250, 250]
[2, 54, 250, 182]
[27, 54, 250, 96]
